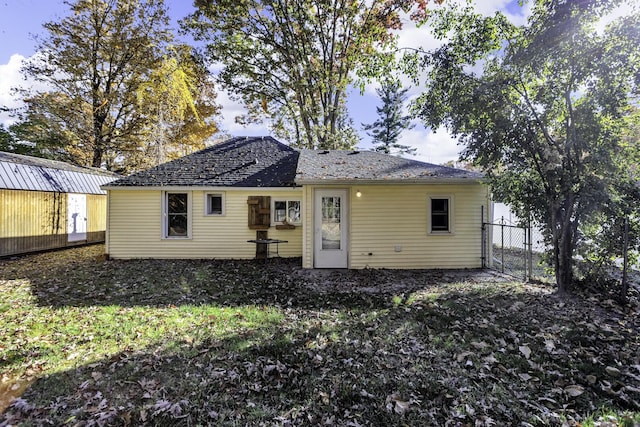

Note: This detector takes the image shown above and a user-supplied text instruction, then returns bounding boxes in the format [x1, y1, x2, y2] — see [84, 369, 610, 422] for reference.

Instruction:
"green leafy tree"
[183, 0, 441, 150]
[577, 110, 640, 296]
[15, 0, 173, 171]
[10, 92, 93, 164]
[0, 125, 14, 153]
[363, 80, 415, 155]
[414, 0, 640, 292]
[136, 45, 220, 168]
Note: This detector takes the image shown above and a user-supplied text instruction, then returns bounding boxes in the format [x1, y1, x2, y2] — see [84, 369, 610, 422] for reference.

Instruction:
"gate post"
[481, 206, 486, 268]
[527, 218, 533, 282]
[501, 216, 505, 274]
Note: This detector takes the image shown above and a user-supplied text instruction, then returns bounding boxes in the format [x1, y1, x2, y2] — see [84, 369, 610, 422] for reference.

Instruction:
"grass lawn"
[1, 244, 639, 426]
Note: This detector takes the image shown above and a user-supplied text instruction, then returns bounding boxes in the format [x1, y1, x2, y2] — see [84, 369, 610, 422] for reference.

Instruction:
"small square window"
[272, 199, 301, 225]
[287, 200, 301, 223]
[274, 201, 287, 222]
[205, 193, 225, 216]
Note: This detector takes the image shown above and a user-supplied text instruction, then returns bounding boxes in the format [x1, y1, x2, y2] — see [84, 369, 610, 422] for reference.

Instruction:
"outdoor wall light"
[356, 190, 362, 198]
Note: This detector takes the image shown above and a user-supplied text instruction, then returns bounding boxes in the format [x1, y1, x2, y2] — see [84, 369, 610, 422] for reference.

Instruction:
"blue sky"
[0, 0, 533, 164]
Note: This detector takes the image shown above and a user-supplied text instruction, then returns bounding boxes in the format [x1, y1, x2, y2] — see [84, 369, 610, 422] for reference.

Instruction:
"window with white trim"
[272, 199, 301, 225]
[205, 192, 225, 216]
[163, 192, 190, 238]
[429, 196, 453, 233]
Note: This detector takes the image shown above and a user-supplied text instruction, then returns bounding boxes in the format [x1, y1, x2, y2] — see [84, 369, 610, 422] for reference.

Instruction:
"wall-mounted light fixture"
[356, 190, 362, 198]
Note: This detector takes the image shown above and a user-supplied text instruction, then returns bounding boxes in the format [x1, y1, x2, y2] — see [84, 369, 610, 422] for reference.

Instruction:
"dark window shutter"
[248, 196, 271, 229]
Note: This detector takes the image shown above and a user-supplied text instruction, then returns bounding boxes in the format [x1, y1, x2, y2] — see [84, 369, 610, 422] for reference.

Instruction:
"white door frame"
[313, 189, 348, 268]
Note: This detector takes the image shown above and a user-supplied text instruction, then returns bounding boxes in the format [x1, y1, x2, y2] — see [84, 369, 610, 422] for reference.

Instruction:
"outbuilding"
[0, 152, 119, 257]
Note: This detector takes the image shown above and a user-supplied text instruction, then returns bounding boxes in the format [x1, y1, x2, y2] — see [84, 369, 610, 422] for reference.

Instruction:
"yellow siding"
[301, 183, 490, 269]
[0, 189, 66, 238]
[87, 194, 106, 234]
[0, 189, 107, 256]
[302, 185, 314, 268]
[106, 189, 303, 259]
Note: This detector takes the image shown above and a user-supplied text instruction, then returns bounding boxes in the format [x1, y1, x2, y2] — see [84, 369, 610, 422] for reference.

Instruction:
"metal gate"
[482, 219, 532, 281]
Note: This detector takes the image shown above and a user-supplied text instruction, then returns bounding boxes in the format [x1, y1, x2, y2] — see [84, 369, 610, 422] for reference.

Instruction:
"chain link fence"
[482, 215, 552, 280]
[482, 221, 529, 280]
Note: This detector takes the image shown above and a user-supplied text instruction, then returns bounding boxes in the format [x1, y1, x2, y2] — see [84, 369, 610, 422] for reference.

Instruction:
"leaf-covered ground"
[1, 244, 639, 426]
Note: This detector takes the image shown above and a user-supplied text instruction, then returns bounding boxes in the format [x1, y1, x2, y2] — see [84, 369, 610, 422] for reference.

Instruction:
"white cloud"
[397, 125, 462, 165]
[214, 89, 270, 137]
[0, 54, 27, 126]
[0, 52, 54, 127]
[356, 123, 463, 166]
[355, 120, 460, 165]
[357, 0, 534, 162]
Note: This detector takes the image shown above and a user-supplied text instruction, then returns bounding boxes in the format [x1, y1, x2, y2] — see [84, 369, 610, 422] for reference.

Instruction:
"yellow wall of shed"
[0, 189, 66, 239]
[87, 194, 106, 234]
[0, 189, 107, 256]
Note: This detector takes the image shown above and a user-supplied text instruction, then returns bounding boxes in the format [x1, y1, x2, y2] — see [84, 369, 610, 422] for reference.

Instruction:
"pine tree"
[363, 81, 415, 156]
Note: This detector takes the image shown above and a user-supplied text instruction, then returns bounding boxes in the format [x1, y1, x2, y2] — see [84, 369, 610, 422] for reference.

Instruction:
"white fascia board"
[101, 185, 303, 192]
[294, 178, 485, 186]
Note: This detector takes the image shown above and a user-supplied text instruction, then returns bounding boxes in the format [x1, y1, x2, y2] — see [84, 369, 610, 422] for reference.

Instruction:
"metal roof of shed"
[0, 152, 120, 194]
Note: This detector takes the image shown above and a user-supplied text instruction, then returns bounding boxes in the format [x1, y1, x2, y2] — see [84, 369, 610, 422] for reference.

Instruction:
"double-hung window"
[429, 196, 453, 234]
[272, 199, 301, 225]
[164, 192, 190, 238]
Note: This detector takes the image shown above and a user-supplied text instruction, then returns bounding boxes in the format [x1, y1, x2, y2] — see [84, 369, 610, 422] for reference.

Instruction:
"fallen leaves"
[564, 385, 585, 397]
[605, 366, 622, 378]
[519, 345, 532, 360]
[0, 245, 639, 425]
[385, 393, 410, 415]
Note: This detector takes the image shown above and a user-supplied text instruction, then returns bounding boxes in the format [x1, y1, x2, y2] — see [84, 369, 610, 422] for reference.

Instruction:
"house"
[102, 136, 490, 269]
[0, 152, 119, 257]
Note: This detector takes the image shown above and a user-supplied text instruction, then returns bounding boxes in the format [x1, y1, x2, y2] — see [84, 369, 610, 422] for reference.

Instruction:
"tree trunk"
[92, 146, 103, 168]
[92, 117, 104, 168]
[556, 227, 574, 293]
[553, 201, 576, 294]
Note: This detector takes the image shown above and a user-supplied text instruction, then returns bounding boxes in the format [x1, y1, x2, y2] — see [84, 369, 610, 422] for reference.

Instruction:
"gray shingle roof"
[295, 149, 483, 183]
[0, 151, 119, 194]
[105, 136, 300, 188]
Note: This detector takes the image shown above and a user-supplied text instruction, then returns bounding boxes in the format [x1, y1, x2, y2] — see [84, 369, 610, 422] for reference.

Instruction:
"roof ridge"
[105, 136, 299, 188]
[295, 148, 483, 182]
[298, 148, 478, 173]
[0, 151, 120, 177]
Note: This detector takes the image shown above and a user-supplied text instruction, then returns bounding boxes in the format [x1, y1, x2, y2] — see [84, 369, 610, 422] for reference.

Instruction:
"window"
[164, 192, 190, 238]
[429, 196, 452, 233]
[205, 193, 225, 216]
[272, 199, 301, 225]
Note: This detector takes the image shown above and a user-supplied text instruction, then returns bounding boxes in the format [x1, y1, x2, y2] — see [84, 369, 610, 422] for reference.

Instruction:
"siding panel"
[0, 189, 108, 257]
[349, 184, 488, 269]
[107, 183, 489, 268]
[107, 189, 303, 259]
[301, 183, 489, 269]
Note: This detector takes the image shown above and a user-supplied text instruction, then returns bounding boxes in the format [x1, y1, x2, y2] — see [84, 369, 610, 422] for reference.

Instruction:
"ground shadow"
[0, 244, 516, 310]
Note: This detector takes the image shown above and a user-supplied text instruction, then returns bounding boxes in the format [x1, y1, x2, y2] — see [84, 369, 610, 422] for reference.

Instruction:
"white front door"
[68, 194, 87, 242]
[314, 189, 348, 268]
